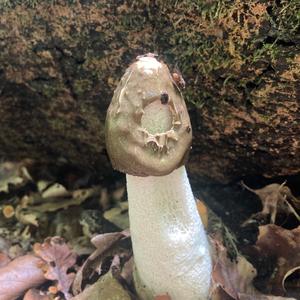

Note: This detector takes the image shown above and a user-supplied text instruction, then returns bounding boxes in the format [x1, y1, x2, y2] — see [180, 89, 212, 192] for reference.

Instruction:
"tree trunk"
[0, 0, 299, 182]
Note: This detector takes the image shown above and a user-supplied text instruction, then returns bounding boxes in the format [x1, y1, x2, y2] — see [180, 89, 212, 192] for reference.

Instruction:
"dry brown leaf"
[211, 240, 257, 299]
[210, 286, 233, 300]
[0, 161, 32, 192]
[251, 224, 300, 295]
[91, 229, 130, 256]
[23, 288, 51, 300]
[34, 236, 77, 300]
[41, 182, 70, 198]
[211, 239, 295, 300]
[72, 230, 130, 295]
[239, 293, 296, 300]
[120, 256, 134, 285]
[72, 271, 131, 300]
[241, 182, 300, 225]
[0, 254, 46, 300]
[211, 290, 293, 300]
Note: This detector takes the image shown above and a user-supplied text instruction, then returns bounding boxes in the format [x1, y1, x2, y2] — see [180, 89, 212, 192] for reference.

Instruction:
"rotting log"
[0, 0, 299, 182]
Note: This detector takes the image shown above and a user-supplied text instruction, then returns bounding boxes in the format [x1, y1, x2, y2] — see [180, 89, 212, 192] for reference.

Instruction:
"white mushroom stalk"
[105, 54, 212, 299]
[127, 166, 211, 300]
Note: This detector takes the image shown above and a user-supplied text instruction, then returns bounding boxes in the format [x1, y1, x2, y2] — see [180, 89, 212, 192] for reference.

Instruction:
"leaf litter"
[33, 237, 77, 299]
[0, 160, 299, 299]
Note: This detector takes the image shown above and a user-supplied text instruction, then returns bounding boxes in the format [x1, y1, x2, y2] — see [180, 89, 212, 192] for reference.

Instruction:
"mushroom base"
[127, 166, 212, 300]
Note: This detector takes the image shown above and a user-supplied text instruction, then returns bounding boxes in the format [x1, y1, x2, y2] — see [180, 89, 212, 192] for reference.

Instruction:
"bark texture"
[0, 0, 299, 182]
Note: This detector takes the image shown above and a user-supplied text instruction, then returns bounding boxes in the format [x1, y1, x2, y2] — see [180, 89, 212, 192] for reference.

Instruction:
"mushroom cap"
[105, 54, 192, 176]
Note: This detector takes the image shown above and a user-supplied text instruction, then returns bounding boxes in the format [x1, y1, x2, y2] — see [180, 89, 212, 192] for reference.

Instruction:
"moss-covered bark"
[0, 0, 299, 181]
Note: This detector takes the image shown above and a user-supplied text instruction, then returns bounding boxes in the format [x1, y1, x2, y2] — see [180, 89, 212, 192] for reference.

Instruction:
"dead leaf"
[72, 230, 130, 295]
[0, 254, 46, 300]
[42, 182, 70, 198]
[34, 236, 77, 299]
[211, 240, 257, 299]
[120, 256, 134, 285]
[15, 205, 40, 226]
[90, 229, 130, 259]
[211, 239, 296, 300]
[241, 182, 300, 224]
[239, 293, 296, 300]
[29, 187, 101, 213]
[72, 271, 131, 300]
[0, 161, 32, 193]
[103, 202, 129, 229]
[251, 224, 300, 295]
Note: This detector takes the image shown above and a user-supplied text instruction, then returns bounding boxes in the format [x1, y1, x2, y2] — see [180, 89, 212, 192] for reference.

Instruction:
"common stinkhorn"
[105, 54, 212, 300]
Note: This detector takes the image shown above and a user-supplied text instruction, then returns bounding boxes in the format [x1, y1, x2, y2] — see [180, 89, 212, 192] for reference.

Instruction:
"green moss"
[252, 40, 280, 63]
[270, 0, 300, 41]
[73, 79, 92, 97]
[258, 113, 273, 123]
[152, 0, 299, 108]
[29, 81, 63, 99]
[1, 0, 298, 115]
[43, 84, 61, 98]
[48, 117, 67, 132]
[0, 0, 77, 9]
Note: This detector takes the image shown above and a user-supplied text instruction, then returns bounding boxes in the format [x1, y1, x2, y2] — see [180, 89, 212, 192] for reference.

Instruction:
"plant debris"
[210, 239, 295, 300]
[0, 255, 46, 300]
[23, 288, 50, 300]
[241, 182, 300, 225]
[72, 230, 131, 296]
[248, 224, 300, 296]
[33, 237, 77, 299]
[0, 161, 299, 299]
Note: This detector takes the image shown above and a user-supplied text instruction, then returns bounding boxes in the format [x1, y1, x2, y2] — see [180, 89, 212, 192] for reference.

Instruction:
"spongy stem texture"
[126, 166, 212, 300]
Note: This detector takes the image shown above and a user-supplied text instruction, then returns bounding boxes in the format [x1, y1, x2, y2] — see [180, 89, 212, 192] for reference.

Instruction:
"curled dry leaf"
[23, 187, 100, 214]
[34, 236, 77, 300]
[103, 201, 129, 230]
[238, 294, 296, 300]
[211, 239, 257, 299]
[72, 271, 131, 300]
[72, 230, 130, 295]
[108, 252, 134, 296]
[41, 183, 70, 199]
[241, 182, 300, 225]
[250, 224, 300, 295]
[0, 254, 46, 300]
[0, 161, 32, 193]
[120, 256, 134, 285]
[211, 239, 296, 300]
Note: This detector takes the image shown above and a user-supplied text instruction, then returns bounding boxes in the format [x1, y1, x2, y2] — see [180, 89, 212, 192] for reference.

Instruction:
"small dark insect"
[160, 91, 169, 104]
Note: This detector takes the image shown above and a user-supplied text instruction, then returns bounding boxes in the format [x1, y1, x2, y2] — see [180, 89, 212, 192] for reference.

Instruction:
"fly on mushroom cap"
[105, 54, 192, 176]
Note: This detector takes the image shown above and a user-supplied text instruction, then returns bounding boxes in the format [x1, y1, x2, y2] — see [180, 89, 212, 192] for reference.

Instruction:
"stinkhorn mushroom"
[105, 54, 212, 300]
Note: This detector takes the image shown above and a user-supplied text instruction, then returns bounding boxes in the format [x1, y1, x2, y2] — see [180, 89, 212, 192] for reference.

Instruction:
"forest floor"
[0, 160, 299, 300]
